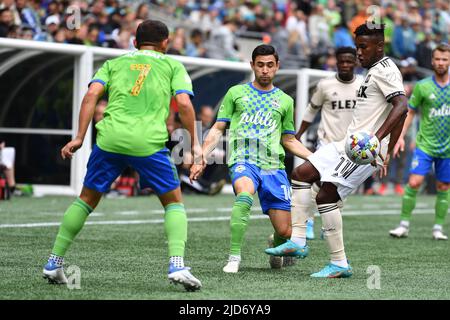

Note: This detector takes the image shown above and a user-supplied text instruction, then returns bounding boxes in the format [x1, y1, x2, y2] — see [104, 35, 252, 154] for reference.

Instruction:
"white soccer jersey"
[335, 57, 405, 156]
[303, 74, 363, 145]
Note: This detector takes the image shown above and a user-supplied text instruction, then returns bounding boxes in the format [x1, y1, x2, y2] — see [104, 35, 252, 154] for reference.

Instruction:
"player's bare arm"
[189, 121, 227, 180]
[281, 134, 313, 160]
[393, 108, 416, 158]
[61, 82, 105, 160]
[295, 121, 312, 141]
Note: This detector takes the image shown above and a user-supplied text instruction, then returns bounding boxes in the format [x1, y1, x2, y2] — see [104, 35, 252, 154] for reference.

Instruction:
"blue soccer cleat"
[168, 263, 202, 291]
[306, 220, 315, 240]
[42, 260, 68, 284]
[310, 262, 353, 278]
[265, 240, 309, 258]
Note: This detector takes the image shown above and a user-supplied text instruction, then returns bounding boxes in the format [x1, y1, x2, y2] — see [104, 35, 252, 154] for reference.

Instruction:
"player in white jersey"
[295, 47, 363, 240]
[266, 22, 408, 278]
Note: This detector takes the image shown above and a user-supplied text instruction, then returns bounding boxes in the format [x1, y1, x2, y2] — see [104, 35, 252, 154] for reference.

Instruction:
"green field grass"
[0, 194, 449, 300]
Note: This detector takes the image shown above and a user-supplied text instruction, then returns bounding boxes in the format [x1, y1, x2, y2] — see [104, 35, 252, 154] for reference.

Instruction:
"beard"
[433, 65, 449, 76]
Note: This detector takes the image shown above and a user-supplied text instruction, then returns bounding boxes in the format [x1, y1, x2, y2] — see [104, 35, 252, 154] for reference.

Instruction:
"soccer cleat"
[310, 262, 353, 278]
[265, 240, 309, 258]
[168, 264, 202, 291]
[267, 234, 283, 269]
[432, 229, 448, 240]
[223, 255, 241, 273]
[306, 219, 315, 240]
[389, 225, 409, 238]
[42, 260, 68, 284]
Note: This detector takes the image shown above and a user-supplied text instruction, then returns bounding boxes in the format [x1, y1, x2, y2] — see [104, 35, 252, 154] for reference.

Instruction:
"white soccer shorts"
[307, 142, 378, 200]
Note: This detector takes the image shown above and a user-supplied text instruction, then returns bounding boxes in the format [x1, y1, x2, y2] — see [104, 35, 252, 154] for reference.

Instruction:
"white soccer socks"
[318, 203, 348, 268]
[290, 180, 311, 247]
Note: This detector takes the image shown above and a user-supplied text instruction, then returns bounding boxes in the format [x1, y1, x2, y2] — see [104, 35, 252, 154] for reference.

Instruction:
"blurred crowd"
[0, 0, 449, 68]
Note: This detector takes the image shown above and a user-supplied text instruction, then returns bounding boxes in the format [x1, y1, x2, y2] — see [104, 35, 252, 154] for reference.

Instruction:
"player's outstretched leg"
[164, 202, 202, 291]
[267, 209, 297, 268]
[223, 192, 253, 273]
[264, 180, 311, 259]
[43, 196, 95, 284]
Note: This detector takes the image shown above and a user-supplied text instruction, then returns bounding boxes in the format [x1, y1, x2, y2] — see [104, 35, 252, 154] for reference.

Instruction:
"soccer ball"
[345, 131, 380, 165]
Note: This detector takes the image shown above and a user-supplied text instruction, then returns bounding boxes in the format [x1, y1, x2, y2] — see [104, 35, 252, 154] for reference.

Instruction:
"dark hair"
[432, 43, 450, 57]
[190, 28, 203, 39]
[354, 22, 385, 41]
[135, 20, 169, 48]
[335, 46, 356, 57]
[252, 44, 279, 62]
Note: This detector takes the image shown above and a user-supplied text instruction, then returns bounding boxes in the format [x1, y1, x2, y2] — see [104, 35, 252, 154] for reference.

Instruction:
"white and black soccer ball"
[345, 131, 380, 165]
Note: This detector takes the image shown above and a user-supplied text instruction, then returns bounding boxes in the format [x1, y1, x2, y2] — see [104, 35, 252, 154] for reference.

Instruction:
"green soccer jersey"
[217, 82, 296, 170]
[91, 50, 193, 156]
[409, 76, 450, 158]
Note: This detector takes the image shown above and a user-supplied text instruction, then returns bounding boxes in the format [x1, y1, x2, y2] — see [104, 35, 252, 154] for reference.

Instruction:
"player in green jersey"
[190, 44, 312, 273]
[43, 20, 202, 291]
[390, 43, 450, 240]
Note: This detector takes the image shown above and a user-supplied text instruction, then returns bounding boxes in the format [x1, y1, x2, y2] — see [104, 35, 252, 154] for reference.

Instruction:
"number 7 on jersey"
[130, 64, 151, 96]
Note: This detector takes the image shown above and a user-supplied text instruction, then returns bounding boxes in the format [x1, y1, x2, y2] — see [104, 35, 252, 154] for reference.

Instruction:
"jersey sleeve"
[171, 61, 194, 97]
[310, 80, 325, 108]
[90, 60, 110, 90]
[216, 89, 234, 122]
[302, 103, 321, 123]
[373, 67, 405, 102]
[408, 82, 422, 111]
[282, 98, 296, 135]
[303, 81, 324, 122]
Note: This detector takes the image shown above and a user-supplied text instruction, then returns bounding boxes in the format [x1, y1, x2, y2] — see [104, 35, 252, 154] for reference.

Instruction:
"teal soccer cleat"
[265, 240, 309, 258]
[306, 220, 315, 240]
[310, 262, 353, 278]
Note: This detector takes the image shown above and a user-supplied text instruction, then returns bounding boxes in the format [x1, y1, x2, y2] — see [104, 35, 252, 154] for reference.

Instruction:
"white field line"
[0, 207, 438, 229]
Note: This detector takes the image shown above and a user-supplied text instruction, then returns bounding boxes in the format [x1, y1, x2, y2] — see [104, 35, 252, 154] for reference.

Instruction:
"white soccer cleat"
[432, 229, 448, 240]
[267, 234, 284, 269]
[389, 225, 409, 238]
[43, 261, 68, 284]
[223, 255, 241, 273]
[168, 266, 202, 291]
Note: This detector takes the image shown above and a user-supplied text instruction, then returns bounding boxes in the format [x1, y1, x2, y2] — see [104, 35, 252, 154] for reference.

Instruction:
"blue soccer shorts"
[230, 162, 291, 215]
[409, 147, 450, 183]
[84, 145, 180, 195]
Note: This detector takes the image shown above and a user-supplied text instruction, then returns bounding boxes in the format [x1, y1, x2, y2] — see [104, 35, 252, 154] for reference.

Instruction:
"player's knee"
[291, 162, 318, 184]
[315, 189, 340, 205]
[436, 182, 450, 192]
[408, 179, 422, 190]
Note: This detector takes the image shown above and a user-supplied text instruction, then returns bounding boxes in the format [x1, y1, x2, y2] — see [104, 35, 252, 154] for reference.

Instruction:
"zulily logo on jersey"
[429, 104, 450, 118]
[239, 111, 277, 132]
